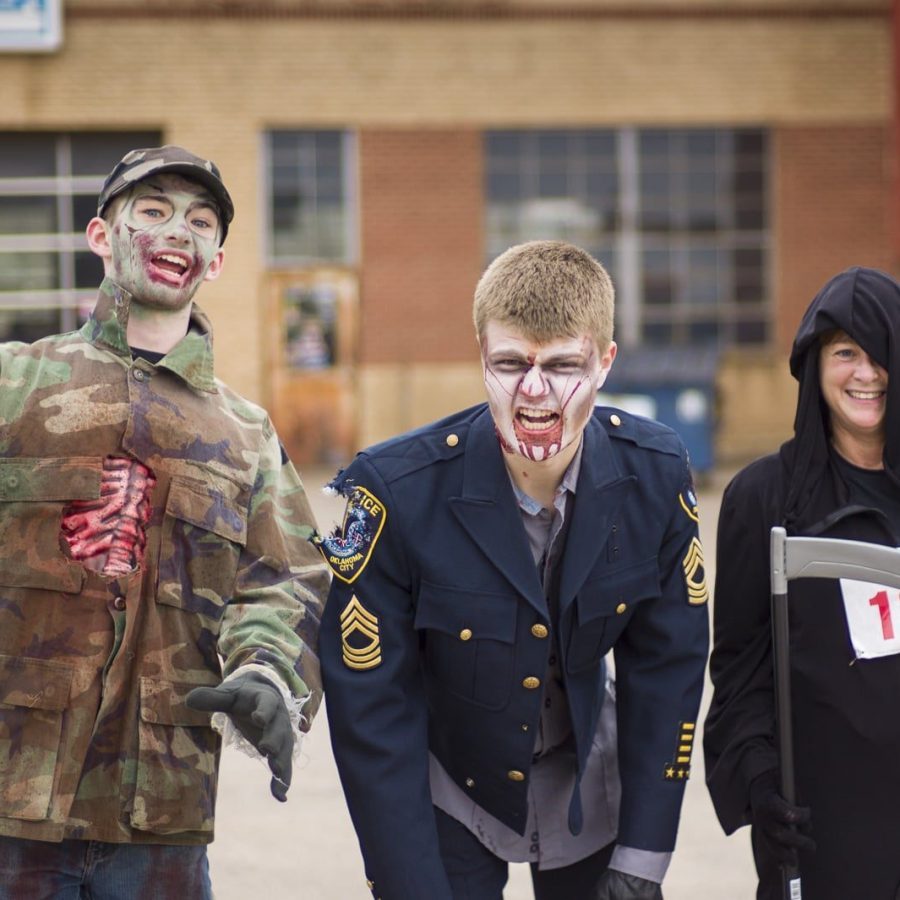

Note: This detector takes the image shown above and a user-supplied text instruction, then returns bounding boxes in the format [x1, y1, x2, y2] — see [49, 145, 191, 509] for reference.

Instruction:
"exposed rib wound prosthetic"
[61, 456, 157, 577]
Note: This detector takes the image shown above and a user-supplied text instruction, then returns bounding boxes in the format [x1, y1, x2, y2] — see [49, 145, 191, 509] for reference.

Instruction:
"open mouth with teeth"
[513, 407, 563, 461]
[846, 390, 886, 403]
[148, 251, 194, 285]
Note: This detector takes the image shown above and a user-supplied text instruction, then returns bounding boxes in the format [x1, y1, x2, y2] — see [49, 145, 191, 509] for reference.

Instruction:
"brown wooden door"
[266, 268, 358, 467]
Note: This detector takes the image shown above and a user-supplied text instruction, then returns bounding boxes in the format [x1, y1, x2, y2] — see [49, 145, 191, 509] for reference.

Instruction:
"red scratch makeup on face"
[481, 321, 612, 463]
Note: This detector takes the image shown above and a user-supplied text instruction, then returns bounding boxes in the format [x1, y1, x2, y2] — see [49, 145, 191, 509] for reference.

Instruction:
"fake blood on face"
[133, 230, 204, 295]
[482, 322, 607, 464]
[107, 175, 222, 311]
[146, 247, 201, 287]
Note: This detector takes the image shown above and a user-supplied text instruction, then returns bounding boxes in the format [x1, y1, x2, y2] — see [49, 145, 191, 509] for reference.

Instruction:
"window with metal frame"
[266, 130, 357, 266]
[0, 131, 162, 344]
[485, 127, 769, 347]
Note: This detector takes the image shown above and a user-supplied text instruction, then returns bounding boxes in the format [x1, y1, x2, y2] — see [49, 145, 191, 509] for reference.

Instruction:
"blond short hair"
[473, 241, 615, 349]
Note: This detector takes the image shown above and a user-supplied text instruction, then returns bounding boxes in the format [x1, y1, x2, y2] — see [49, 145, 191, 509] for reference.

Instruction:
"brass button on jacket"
[459, 628, 473, 641]
[616, 602, 628, 615]
[522, 676, 541, 690]
[507, 770, 525, 782]
[530, 623, 548, 639]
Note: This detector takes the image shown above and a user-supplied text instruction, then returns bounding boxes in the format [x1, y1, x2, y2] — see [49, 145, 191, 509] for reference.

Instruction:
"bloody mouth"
[513, 409, 563, 461]
[148, 251, 194, 286]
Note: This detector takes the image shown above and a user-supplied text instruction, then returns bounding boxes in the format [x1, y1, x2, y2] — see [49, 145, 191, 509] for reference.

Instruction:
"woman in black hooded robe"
[704, 266, 900, 900]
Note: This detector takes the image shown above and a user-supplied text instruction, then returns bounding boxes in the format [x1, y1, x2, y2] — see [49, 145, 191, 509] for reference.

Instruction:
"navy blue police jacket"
[319, 403, 709, 899]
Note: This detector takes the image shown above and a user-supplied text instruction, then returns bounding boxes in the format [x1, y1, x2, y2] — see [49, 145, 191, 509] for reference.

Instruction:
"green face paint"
[108, 174, 222, 312]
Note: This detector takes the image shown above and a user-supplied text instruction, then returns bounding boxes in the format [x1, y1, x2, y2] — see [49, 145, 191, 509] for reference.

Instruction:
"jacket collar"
[449, 408, 636, 614]
[457, 408, 627, 498]
[81, 277, 218, 394]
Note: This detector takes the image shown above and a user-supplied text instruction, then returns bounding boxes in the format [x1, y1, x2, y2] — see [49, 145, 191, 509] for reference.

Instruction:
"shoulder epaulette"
[594, 406, 682, 457]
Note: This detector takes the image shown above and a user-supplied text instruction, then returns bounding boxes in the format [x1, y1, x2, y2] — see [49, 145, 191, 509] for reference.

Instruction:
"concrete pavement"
[208, 467, 758, 899]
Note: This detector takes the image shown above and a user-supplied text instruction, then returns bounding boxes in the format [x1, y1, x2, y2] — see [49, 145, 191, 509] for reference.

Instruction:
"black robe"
[704, 267, 900, 900]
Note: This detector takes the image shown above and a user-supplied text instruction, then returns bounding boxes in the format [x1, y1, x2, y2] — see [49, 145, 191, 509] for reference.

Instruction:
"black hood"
[782, 266, 900, 526]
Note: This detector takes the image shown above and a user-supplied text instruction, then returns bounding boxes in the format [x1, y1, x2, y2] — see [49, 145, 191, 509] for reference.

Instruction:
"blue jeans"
[0, 837, 212, 900]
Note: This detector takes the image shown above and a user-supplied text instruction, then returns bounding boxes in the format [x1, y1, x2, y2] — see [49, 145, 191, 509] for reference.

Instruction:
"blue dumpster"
[597, 346, 719, 477]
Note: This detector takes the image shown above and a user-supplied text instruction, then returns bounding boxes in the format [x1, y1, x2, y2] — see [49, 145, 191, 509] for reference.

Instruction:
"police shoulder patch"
[319, 485, 387, 583]
[678, 487, 700, 523]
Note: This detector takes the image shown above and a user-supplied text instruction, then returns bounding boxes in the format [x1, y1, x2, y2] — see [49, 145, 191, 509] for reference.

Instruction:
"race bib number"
[840, 579, 900, 660]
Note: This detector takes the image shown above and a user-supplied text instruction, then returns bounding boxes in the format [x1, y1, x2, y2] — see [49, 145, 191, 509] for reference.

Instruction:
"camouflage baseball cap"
[97, 145, 234, 243]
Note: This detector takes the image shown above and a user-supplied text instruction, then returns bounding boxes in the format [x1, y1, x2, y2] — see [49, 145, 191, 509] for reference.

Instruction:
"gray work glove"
[186, 672, 293, 802]
[749, 770, 816, 866]
[594, 870, 663, 900]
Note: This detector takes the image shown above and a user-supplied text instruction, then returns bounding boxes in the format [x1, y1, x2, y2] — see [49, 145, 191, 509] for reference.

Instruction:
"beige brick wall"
[358, 362, 486, 447]
[3, 16, 880, 130]
[715, 349, 796, 464]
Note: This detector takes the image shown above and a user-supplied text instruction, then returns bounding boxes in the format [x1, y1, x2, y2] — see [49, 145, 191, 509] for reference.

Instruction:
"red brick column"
[358, 129, 484, 365]
[775, 125, 892, 351]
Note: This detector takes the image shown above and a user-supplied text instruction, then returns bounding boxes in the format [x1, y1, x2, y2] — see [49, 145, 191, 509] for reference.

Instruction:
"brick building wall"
[716, 124, 894, 463]
[356, 129, 487, 443]
[357, 128, 484, 444]
[776, 125, 893, 349]
[359, 129, 483, 365]
[0, 2, 894, 460]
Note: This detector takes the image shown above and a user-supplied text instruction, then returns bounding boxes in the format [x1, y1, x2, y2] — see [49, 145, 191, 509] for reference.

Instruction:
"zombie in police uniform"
[704, 267, 900, 900]
[0, 146, 328, 899]
[318, 241, 710, 900]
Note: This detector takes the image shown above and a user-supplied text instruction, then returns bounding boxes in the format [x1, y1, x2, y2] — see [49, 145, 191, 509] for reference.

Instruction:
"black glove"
[749, 770, 816, 865]
[594, 870, 663, 900]
[186, 672, 294, 802]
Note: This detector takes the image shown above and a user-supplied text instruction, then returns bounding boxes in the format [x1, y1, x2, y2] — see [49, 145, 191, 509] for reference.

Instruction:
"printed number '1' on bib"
[840, 578, 900, 660]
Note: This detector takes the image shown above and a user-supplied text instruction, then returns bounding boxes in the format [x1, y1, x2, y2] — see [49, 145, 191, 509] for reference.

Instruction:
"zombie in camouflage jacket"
[0, 278, 329, 845]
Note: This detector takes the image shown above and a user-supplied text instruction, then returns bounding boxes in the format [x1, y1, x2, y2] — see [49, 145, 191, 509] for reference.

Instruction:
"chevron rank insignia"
[318, 485, 387, 584]
[663, 721, 695, 781]
[340, 594, 382, 670]
[678, 487, 700, 523]
[682, 536, 709, 605]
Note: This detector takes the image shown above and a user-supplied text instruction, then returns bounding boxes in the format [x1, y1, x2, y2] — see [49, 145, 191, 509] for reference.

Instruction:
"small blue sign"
[0, 0, 62, 52]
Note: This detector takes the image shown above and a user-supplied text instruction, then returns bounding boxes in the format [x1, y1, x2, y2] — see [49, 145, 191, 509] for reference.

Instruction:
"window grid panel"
[0, 196, 57, 235]
[485, 127, 619, 268]
[267, 130, 355, 265]
[635, 128, 769, 346]
[486, 127, 769, 347]
[0, 131, 162, 341]
[0, 234, 93, 253]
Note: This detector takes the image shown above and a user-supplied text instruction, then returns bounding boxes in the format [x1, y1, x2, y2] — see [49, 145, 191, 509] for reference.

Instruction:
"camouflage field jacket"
[0, 280, 329, 845]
